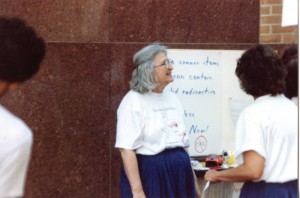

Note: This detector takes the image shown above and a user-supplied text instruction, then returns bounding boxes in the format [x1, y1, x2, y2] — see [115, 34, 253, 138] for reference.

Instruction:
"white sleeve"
[235, 109, 266, 164]
[115, 92, 144, 150]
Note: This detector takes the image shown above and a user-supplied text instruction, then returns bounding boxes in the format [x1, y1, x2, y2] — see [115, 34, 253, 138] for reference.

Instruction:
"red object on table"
[205, 154, 223, 168]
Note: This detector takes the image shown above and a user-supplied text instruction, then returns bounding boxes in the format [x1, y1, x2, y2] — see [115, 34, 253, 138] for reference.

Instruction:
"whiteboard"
[166, 49, 253, 157]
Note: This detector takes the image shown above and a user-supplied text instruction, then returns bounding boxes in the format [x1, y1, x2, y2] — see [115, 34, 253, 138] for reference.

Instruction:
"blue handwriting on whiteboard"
[170, 87, 216, 95]
[184, 110, 195, 118]
[170, 87, 179, 94]
[172, 73, 213, 81]
[182, 88, 216, 95]
[189, 73, 212, 80]
[172, 74, 185, 80]
[189, 125, 209, 134]
[176, 57, 219, 66]
[203, 56, 219, 66]
[179, 60, 200, 65]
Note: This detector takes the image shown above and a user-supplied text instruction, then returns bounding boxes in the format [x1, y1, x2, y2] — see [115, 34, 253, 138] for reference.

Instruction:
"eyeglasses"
[154, 59, 172, 69]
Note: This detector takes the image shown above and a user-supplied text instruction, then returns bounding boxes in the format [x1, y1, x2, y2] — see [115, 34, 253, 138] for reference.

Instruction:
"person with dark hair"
[204, 45, 297, 198]
[0, 17, 46, 197]
[284, 59, 298, 105]
[282, 45, 298, 105]
[115, 44, 201, 198]
[281, 44, 298, 65]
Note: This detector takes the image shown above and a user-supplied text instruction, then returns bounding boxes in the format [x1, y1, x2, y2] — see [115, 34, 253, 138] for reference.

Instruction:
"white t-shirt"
[235, 94, 297, 182]
[0, 105, 33, 197]
[115, 90, 189, 155]
[291, 96, 298, 106]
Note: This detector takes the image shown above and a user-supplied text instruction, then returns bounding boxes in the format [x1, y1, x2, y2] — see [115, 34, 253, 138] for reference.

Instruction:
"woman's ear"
[0, 81, 20, 97]
[8, 82, 20, 91]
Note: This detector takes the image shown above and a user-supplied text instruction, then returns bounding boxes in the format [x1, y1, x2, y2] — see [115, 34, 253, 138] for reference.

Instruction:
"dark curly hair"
[235, 45, 287, 97]
[281, 44, 298, 65]
[0, 17, 46, 82]
[284, 59, 298, 99]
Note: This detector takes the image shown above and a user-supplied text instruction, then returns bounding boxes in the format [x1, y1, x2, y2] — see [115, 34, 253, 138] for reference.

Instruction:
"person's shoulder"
[291, 97, 298, 106]
[122, 90, 143, 101]
[118, 90, 144, 110]
[163, 90, 178, 98]
[127, 90, 142, 97]
[245, 94, 296, 113]
[0, 105, 31, 132]
[0, 105, 32, 154]
[0, 105, 18, 123]
[274, 94, 297, 109]
[162, 90, 184, 107]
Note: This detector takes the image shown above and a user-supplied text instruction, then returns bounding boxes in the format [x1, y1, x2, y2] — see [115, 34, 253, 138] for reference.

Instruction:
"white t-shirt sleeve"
[0, 106, 33, 197]
[115, 92, 144, 150]
[0, 134, 32, 197]
[235, 109, 266, 164]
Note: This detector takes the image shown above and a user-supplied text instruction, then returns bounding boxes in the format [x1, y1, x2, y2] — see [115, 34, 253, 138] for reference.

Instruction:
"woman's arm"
[119, 148, 146, 198]
[184, 148, 201, 197]
[192, 166, 202, 198]
[204, 150, 265, 182]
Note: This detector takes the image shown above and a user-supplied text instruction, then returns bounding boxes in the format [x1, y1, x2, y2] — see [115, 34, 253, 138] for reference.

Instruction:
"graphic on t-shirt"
[157, 107, 189, 147]
[166, 119, 180, 146]
[178, 131, 189, 146]
[169, 121, 178, 128]
[165, 118, 189, 147]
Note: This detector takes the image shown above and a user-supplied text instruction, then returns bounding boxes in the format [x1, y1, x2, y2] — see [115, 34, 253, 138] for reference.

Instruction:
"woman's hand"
[204, 169, 219, 182]
[196, 189, 201, 198]
[204, 150, 265, 183]
[120, 148, 146, 198]
[132, 188, 146, 198]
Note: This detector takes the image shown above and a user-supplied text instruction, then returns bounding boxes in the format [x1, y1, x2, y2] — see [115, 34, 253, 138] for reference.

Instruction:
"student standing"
[282, 45, 298, 105]
[0, 17, 46, 197]
[204, 45, 298, 198]
[115, 44, 201, 198]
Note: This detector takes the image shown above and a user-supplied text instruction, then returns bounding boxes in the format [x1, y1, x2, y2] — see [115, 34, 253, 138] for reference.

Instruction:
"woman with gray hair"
[115, 44, 201, 198]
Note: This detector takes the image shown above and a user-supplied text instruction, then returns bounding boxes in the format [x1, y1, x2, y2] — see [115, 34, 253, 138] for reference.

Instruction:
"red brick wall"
[260, 0, 298, 43]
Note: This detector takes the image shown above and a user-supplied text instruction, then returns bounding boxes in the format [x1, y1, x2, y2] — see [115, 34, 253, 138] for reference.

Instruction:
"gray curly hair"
[130, 43, 167, 93]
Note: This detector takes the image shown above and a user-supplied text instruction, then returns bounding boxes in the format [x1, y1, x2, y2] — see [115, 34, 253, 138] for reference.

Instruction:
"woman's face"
[153, 52, 173, 93]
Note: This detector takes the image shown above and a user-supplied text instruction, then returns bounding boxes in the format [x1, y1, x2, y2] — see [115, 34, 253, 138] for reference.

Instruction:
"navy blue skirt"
[120, 147, 196, 198]
[240, 180, 298, 198]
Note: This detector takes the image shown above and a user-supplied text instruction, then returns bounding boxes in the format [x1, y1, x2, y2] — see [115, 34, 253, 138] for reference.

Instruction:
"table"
[194, 169, 244, 198]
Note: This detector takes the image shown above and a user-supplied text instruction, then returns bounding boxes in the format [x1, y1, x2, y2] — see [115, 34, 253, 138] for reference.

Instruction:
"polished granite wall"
[0, 1, 283, 198]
